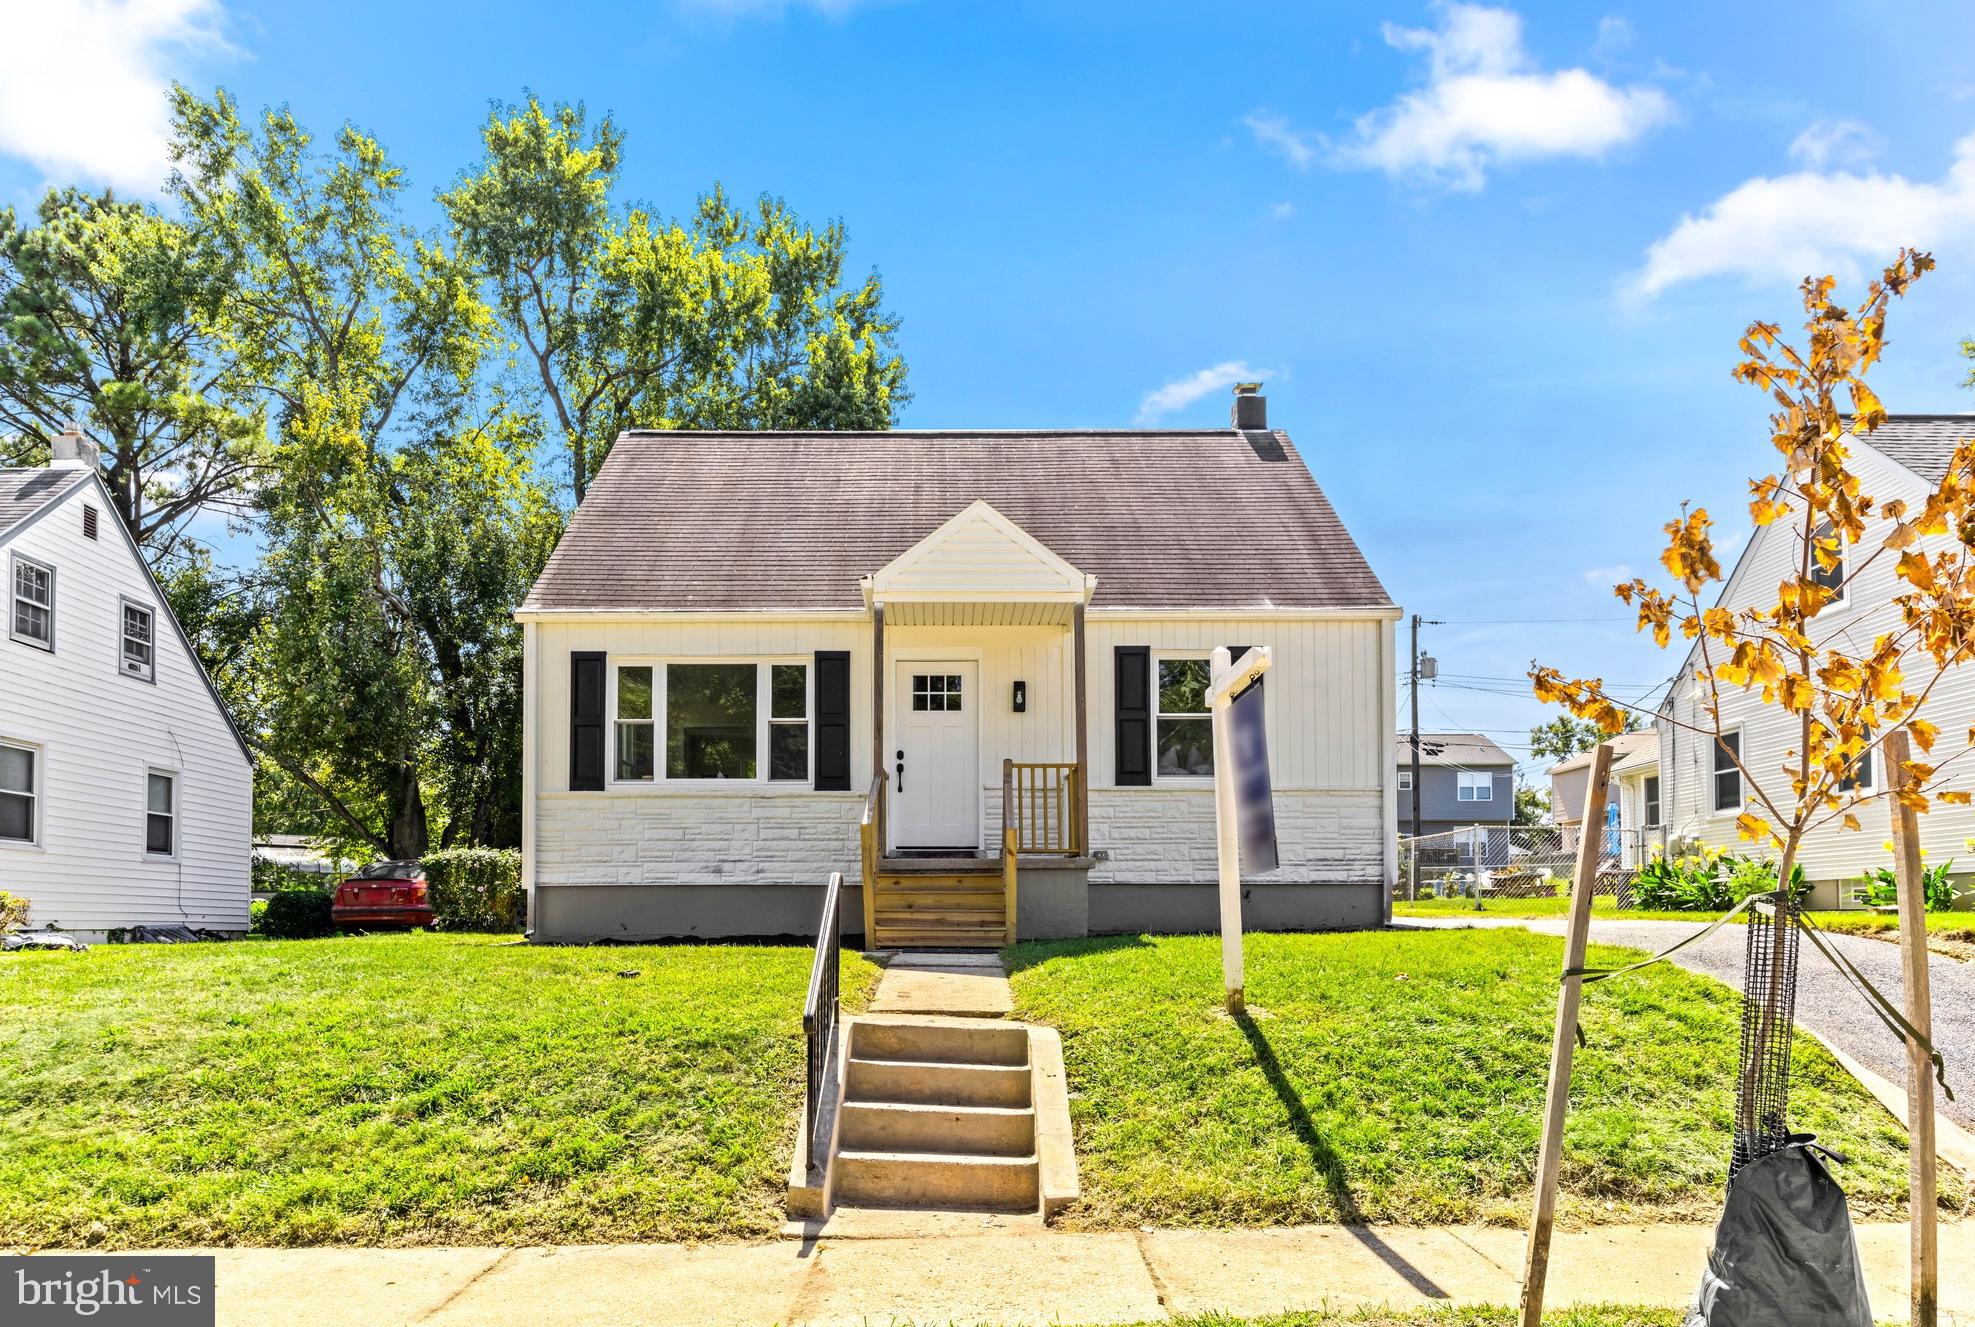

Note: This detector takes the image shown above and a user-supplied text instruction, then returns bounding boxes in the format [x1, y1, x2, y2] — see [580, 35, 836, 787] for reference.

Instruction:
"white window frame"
[1643, 774, 1661, 828]
[10, 554, 54, 652]
[119, 596, 157, 683]
[144, 768, 177, 859]
[1397, 769, 1413, 792]
[607, 657, 816, 788]
[0, 739, 38, 847]
[1457, 770, 1493, 802]
[766, 661, 813, 783]
[1151, 651, 1215, 783]
[1712, 729, 1744, 814]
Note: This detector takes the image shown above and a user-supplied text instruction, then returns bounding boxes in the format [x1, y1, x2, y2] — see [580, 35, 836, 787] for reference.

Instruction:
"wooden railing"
[1002, 760, 1083, 856]
[859, 774, 883, 942]
[801, 869, 844, 1175]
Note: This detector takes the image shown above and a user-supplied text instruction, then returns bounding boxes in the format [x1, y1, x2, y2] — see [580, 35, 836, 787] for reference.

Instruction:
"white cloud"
[1330, 3, 1674, 191]
[1592, 15, 1632, 61]
[1243, 112, 1318, 169]
[1788, 119, 1879, 170]
[0, 0, 235, 194]
[1136, 361, 1270, 424]
[1582, 564, 1632, 585]
[1268, 200, 1296, 220]
[1630, 132, 1975, 299]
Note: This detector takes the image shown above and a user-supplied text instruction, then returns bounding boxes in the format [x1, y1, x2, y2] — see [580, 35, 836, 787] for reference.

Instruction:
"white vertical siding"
[0, 478, 252, 932]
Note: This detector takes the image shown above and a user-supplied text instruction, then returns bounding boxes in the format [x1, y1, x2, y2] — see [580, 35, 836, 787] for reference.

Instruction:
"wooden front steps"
[869, 855, 1010, 950]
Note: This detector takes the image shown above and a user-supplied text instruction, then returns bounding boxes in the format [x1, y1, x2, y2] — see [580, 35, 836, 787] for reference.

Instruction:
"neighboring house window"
[1838, 730, 1873, 793]
[667, 662, 757, 779]
[145, 771, 175, 856]
[1397, 769, 1413, 791]
[1644, 775, 1661, 827]
[769, 663, 808, 781]
[120, 599, 155, 681]
[11, 555, 53, 650]
[0, 742, 34, 843]
[1810, 519, 1844, 598]
[1154, 655, 1212, 778]
[614, 665, 656, 781]
[1457, 771, 1492, 801]
[1713, 732, 1743, 812]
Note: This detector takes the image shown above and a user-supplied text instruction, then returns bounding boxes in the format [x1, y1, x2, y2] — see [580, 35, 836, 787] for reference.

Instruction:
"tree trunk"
[387, 763, 428, 861]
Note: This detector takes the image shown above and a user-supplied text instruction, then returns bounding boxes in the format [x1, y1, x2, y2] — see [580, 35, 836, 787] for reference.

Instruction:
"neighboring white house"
[515, 386, 1402, 944]
[1655, 416, 1975, 907]
[0, 430, 253, 936]
[1548, 730, 1660, 866]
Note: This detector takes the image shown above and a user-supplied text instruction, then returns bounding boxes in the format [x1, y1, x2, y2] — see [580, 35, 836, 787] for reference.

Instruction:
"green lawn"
[1006, 929, 1949, 1230]
[0, 932, 878, 1248]
[1394, 895, 1975, 950]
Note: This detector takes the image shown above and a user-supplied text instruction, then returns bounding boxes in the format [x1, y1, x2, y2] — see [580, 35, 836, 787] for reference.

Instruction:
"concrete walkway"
[867, 950, 1014, 1017]
[96, 1220, 1975, 1326]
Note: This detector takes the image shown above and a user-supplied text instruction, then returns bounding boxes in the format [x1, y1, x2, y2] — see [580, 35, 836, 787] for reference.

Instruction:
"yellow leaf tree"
[1532, 249, 1975, 891]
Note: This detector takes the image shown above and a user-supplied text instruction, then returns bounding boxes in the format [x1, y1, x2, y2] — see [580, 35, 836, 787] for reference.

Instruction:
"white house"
[1655, 416, 1975, 906]
[1548, 730, 1660, 865]
[515, 386, 1401, 945]
[0, 430, 252, 936]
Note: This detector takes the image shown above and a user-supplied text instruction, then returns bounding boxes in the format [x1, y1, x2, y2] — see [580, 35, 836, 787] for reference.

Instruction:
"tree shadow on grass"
[1234, 1009, 1451, 1299]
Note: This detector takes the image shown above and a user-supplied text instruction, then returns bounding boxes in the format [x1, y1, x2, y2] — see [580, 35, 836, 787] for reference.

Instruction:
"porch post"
[1073, 602, 1089, 855]
[872, 602, 886, 854]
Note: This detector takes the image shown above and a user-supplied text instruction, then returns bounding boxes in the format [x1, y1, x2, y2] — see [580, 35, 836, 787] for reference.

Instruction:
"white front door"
[891, 661, 980, 850]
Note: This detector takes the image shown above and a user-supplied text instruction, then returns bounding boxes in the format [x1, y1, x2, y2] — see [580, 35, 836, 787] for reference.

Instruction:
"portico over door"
[890, 660, 980, 850]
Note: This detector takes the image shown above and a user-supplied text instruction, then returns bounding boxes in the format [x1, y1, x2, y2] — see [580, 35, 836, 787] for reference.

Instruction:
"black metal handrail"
[801, 869, 844, 1174]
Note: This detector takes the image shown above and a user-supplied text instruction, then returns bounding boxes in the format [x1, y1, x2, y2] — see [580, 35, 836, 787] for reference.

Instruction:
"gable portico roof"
[522, 428, 1394, 613]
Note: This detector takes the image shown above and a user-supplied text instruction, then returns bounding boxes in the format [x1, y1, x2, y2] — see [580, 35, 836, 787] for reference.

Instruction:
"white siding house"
[1654, 417, 1975, 905]
[517, 387, 1401, 944]
[0, 433, 252, 936]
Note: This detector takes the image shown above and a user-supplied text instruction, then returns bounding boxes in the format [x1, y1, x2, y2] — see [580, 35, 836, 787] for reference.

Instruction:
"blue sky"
[7, 0, 1975, 785]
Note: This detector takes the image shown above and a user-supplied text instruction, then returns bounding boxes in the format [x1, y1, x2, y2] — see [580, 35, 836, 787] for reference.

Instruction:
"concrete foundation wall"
[1088, 881, 1385, 935]
[534, 881, 868, 943]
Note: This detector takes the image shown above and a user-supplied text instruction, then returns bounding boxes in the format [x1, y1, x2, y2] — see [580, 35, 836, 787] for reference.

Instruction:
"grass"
[0, 931, 879, 1249]
[1006, 928, 1952, 1230]
[1394, 895, 1975, 954]
[1098, 1311, 1683, 1327]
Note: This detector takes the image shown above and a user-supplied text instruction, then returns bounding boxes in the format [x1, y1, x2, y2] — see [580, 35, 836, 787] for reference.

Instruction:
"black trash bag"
[1685, 1139, 1870, 1327]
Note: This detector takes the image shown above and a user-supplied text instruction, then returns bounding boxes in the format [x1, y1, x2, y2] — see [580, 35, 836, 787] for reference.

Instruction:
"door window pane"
[667, 663, 757, 778]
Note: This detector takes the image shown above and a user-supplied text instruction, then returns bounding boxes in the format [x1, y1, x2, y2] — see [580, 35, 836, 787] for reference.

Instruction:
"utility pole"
[1407, 614, 1441, 900]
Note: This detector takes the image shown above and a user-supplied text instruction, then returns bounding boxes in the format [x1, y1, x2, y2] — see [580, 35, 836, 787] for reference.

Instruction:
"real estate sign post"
[1209, 645, 1276, 1014]
[1520, 741, 1613, 1327]
[1886, 727, 1939, 1327]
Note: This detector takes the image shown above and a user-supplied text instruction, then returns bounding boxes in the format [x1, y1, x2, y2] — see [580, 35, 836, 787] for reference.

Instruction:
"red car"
[331, 861, 434, 929]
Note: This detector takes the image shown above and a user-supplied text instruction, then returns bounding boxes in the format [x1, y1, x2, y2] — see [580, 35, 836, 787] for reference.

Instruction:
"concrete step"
[833, 1149, 1040, 1212]
[846, 1056, 1032, 1108]
[852, 1018, 1030, 1066]
[837, 1100, 1035, 1157]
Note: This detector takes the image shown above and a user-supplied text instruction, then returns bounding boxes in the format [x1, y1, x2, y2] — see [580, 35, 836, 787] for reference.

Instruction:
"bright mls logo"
[6, 1256, 214, 1325]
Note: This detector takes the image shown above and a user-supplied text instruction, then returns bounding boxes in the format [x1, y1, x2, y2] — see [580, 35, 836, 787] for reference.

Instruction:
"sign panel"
[1228, 678, 1278, 874]
[5, 1255, 215, 1325]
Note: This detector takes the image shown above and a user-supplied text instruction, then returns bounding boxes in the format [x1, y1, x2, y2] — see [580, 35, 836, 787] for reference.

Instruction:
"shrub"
[1631, 852, 1807, 912]
[249, 899, 268, 933]
[0, 889, 28, 931]
[1853, 858, 1959, 911]
[260, 889, 334, 939]
[423, 848, 523, 932]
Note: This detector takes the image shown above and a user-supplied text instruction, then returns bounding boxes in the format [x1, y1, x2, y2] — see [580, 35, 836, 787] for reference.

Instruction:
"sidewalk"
[122, 1220, 1975, 1326]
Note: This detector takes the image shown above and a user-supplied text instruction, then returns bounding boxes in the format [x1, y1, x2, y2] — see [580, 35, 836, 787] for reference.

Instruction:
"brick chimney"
[49, 425, 98, 472]
[1231, 382, 1266, 430]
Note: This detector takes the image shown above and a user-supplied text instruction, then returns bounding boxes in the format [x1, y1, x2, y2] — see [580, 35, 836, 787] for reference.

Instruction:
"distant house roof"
[522, 429, 1394, 613]
[1394, 733, 1515, 768]
[1859, 415, 1975, 485]
[1549, 729, 1657, 776]
[0, 468, 89, 543]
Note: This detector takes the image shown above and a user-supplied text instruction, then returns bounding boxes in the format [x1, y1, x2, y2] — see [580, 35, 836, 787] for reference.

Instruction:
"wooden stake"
[1886, 727, 1938, 1327]
[1519, 741, 1613, 1327]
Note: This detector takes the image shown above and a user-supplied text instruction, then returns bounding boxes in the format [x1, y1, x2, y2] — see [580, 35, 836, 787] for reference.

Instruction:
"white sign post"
[1209, 645, 1274, 1014]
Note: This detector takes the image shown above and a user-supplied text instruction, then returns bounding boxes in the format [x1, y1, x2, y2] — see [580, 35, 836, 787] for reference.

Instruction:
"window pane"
[615, 722, 654, 781]
[146, 812, 173, 855]
[667, 663, 757, 779]
[769, 723, 808, 781]
[124, 605, 151, 643]
[1157, 716, 1213, 776]
[0, 791, 28, 841]
[1158, 659, 1210, 715]
[617, 666, 653, 721]
[0, 746, 30, 795]
[771, 664, 806, 719]
[148, 773, 172, 814]
[1714, 732, 1739, 771]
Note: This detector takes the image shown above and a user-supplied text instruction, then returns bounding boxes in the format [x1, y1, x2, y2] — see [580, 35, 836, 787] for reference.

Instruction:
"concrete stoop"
[789, 1012, 1078, 1225]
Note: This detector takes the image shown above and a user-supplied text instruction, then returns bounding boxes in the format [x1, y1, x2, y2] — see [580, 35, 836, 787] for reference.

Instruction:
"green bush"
[1853, 858, 1959, 911]
[0, 889, 28, 931]
[249, 899, 268, 933]
[423, 848, 523, 932]
[260, 889, 335, 939]
[1631, 852, 1807, 912]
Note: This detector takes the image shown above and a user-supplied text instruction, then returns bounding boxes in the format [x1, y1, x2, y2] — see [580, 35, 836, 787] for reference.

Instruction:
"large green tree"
[443, 96, 909, 502]
[0, 188, 260, 558]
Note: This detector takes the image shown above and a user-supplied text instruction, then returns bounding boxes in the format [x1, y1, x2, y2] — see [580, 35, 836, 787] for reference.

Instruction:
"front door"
[891, 661, 980, 850]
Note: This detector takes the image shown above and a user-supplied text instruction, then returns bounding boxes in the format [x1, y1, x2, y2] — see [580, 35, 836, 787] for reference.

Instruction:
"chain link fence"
[1396, 824, 1662, 905]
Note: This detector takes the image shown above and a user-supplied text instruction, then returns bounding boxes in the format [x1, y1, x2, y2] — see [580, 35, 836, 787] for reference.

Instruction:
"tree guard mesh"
[1731, 892, 1800, 1178]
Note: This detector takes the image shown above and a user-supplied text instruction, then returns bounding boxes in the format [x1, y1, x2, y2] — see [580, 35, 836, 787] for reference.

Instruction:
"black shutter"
[570, 651, 606, 791]
[814, 650, 851, 791]
[1114, 646, 1151, 786]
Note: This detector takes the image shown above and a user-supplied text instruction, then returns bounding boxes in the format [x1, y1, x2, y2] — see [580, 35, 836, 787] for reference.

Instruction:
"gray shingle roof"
[1393, 733, 1515, 768]
[523, 429, 1393, 612]
[1859, 415, 1975, 484]
[0, 468, 87, 542]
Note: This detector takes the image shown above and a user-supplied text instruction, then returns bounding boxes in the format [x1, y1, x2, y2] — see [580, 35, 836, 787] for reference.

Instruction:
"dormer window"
[10, 555, 53, 650]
